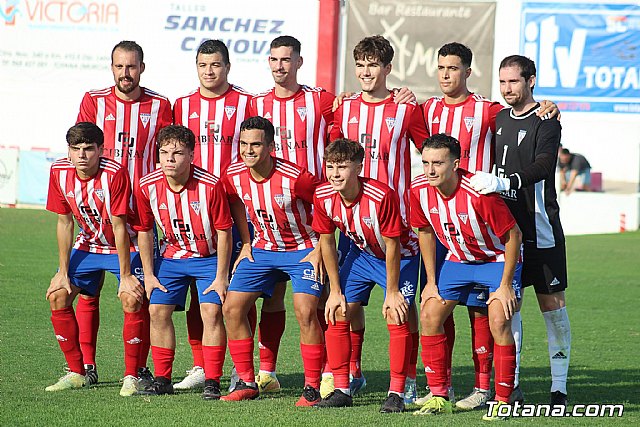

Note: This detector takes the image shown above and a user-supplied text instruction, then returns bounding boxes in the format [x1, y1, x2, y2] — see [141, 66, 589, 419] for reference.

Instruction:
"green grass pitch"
[0, 208, 638, 425]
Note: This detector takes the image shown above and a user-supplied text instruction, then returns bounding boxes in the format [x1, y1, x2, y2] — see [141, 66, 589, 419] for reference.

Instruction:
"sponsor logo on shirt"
[264, 112, 272, 119]
[189, 111, 199, 119]
[159, 203, 168, 210]
[190, 201, 200, 214]
[105, 113, 116, 121]
[66, 190, 74, 198]
[496, 127, 502, 135]
[432, 117, 440, 124]
[348, 116, 359, 124]
[429, 207, 439, 214]
[243, 193, 251, 201]
[333, 216, 342, 223]
[225, 106, 236, 120]
[140, 113, 151, 128]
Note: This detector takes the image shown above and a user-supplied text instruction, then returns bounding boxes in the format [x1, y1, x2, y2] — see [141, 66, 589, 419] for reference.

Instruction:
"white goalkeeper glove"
[469, 171, 511, 194]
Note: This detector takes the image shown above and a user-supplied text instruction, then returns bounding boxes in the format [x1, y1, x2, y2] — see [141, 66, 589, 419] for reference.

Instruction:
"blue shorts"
[151, 257, 222, 310]
[339, 248, 419, 307]
[337, 232, 352, 266]
[67, 249, 144, 296]
[419, 239, 448, 291]
[229, 247, 322, 297]
[437, 260, 522, 306]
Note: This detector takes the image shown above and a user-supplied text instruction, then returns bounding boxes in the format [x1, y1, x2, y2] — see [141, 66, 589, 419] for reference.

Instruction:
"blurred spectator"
[558, 148, 591, 194]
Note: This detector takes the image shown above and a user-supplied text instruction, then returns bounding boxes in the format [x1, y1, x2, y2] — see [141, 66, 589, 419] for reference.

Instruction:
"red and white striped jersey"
[46, 157, 136, 254]
[330, 93, 429, 220]
[421, 94, 503, 173]
[313, 178, 419, 259]
[77, 86, 173, 188]
[135, 165, 233, 259]
[173, 85, 253, 177]
[250, 85, 334, 178]
[410, 170, 517, 263]
[222, 158, 319, 251]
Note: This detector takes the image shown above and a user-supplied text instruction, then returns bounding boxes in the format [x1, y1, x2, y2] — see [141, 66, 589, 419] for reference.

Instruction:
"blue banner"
[521, 2, 640, 113]
[18, 151, 65, 205]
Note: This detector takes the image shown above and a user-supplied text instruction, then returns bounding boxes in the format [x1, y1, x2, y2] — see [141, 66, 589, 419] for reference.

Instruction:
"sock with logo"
[138, 297, 151, 369]
[122, 310, 144, 377]
[228, 337, 255, 383]
[511, 310, 523, 388]
[494, 343, 516, 402]
[258, 310, 286, 372]
[388, 323, 411, 394]
[326, 321, 350, 389]
[420, 334, 448, 397]
[300, 342, 324, 389]
[350, 328, 365, 377]
[151, 345, 175, 380]
[51, 307, 85, 375]
[186, 301, 205, 368]
[76, 295, 100, 366]
[543, 307, 571, 394]
[203, 345, 226, 382]
[443, 314, 455, 387]
[471, 314, 494, 391]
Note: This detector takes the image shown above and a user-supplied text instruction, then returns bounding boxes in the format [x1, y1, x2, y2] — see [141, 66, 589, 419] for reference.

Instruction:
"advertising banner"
[17, 150, 64, 205]
[0, 149, 19, 204]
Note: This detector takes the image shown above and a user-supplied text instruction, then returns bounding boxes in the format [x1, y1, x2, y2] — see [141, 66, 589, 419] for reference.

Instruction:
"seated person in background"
[558, 148, 591, 194]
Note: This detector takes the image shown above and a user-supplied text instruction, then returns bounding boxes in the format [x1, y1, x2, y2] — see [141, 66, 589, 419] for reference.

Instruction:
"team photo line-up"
[44, 33, 570, 420]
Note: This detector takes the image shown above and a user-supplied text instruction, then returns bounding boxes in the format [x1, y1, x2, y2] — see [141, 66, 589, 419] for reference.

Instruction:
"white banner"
[0, 149, 19, 204]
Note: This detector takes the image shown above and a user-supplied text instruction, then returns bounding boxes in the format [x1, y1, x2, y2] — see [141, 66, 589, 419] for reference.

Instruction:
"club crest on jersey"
[385, 117, 396, 132]
[105, 113, 116, 121]
[296, 106, 307, 121]
[464, 117, 475, 132]
[190, 201, 201, 214]
[140, 113, 151, 128]
[457, 213, 468, 224]
[274, 194, 285, 208]
[94, 189, 104, 202]
[225, 106, 236, 120]
[348, 116, 359, 124]
[517, 130, 527, 146]
[362, 217, 373, 228]
[189, 111, 199, 119]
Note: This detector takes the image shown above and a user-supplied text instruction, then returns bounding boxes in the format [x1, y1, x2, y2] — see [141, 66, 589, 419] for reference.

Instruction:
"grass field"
[1, 208, 638, 426]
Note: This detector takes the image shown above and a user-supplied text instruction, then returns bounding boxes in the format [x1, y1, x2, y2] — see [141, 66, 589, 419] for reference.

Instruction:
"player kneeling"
[410, 134, 522, 421]
[135, 125, 233, 399]
[45, 123, 146, 397]
[313, 139, 419, 413]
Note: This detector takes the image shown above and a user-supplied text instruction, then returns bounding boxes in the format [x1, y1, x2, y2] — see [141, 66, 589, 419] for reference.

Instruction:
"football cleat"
[413, 396, 453, 416]
[295, 385, 321, 407]
[415, 386, 455, 406]
[137, 367, 154, 390]
[202, 379, 221, 400]
[380, 393, 405, 413]
[404, 377, 417, 405]
[138, 376, 174, 395]
[320, 373, 335, 399]
[313, 389, 353, 408]
[256, 371, 281, 393]
[119, 375, 139, 397]
[84, 364, 98, 387]
[173, 366, 205, 390]
[456, 387, 492, 410]
[482, 401, 510, 421]
[221, 380, 259, 401]
[509, 385, 524, 404]
[228, 366, 239, 392]
[349, 373, 367, 395]
[45, 371, 85, 392]
[550, 391, 568, 407]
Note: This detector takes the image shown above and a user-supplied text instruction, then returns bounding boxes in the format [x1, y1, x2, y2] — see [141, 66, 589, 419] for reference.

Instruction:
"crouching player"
[313, 139, 419, 413]
[410, 134, 522, 420]
[220, 116, 325, 406]
[135, 125, 233, 398]
[45, 122, 146, 397]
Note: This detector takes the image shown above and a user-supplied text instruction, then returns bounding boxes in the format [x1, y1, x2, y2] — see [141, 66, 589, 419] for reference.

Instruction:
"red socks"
[471, 315, 494, 390]
[228, 337, 255, 382]
[317, 309, 330, 373]
[122, 310, 144, 377]
[186, 302, 205, 367]
[51, 307, 85, 375]
[421, 334, 449, 397]
[388, 323, 411, 394]
[76, 296, 99, 366]
[151, 345, 175, 379]
[138, 298, 151, 369]
[202, 345, 226, 382]
[325, 321, 350, 389]
[258, 310, 286, 372]
[350, 328, 365, 377]
[443, 313, 455, 387]
[407, 331, 419, 379]
[300, 343, 324, 389]
[494, 343, 516, 402]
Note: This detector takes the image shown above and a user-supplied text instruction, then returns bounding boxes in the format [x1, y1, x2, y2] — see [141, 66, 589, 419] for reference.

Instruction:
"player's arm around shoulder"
[46, 213, 75, 300]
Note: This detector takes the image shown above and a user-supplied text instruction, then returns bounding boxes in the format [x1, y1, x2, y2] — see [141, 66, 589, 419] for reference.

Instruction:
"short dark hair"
[560, 148, 571, 155]
[66, 122, 104, 147]
[353, 35, 394, 66]
[240, 116, 275, 144]
[196, 39, 230, 64]
[422, 133, 461, 160]
[438, 42, 472, 68]
[111, 40, 143, 64]
[500, 55, 537, 87]
[157, 125, 196, 151]
[324, 139, 364, 164]
[270, 35, 301, 55]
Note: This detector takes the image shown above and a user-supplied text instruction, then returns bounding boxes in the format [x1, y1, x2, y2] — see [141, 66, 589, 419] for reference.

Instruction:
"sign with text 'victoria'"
[521, 2, 640, 113]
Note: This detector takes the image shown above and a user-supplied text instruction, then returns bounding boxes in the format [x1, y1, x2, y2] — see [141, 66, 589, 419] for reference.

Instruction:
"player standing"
[75, 40, 172, 387]
[470, 55, 571, 407]
[134, 125, 233, 398]
[411, 133, 522, 420]
[45, 123, 146, 397]
[313, 139, 419, 413]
